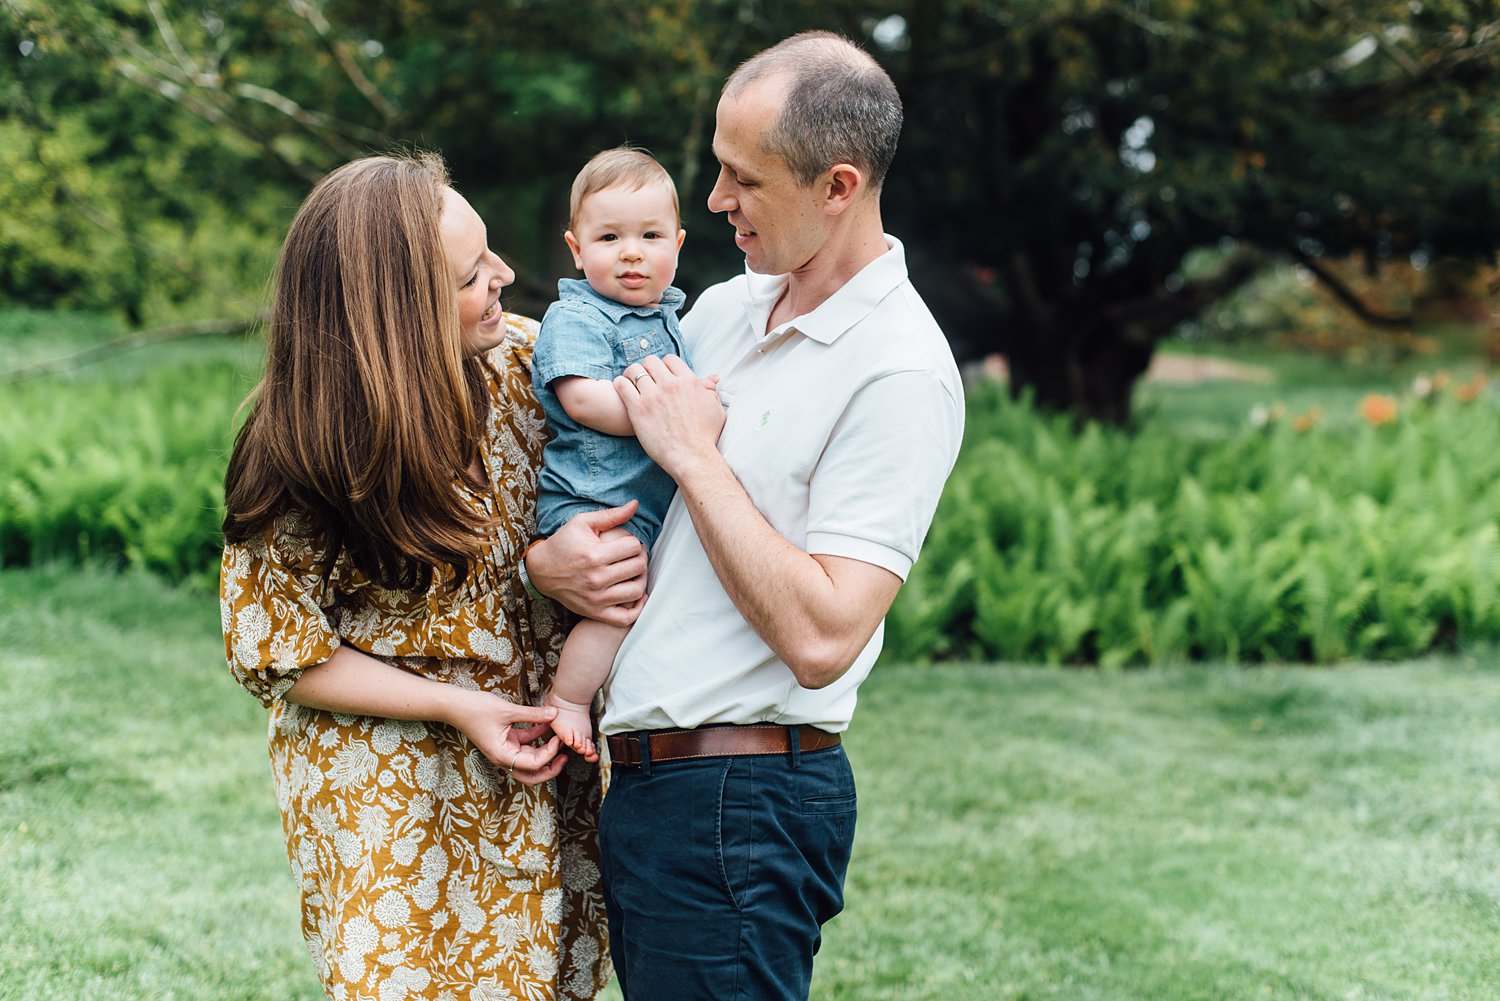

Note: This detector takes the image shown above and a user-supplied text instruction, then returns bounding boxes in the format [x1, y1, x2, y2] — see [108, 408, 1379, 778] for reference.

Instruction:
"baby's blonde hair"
[568, 146, 681, 231]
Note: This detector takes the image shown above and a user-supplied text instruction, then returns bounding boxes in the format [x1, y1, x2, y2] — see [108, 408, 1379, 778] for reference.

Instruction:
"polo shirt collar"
[740, 236, 907, 345]
[557, 277, 684, 320]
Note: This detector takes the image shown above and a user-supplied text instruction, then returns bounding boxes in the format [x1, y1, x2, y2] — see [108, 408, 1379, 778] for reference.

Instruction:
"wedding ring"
[632, 372, 651, 386]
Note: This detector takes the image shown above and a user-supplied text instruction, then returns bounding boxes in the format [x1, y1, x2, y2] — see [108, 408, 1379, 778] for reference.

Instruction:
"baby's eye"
[601, 234, 618, 242]
[643, 231, 661, 240]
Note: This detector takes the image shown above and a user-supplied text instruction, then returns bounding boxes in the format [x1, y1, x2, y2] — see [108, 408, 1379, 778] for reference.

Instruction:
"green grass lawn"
[1137, 339, 1491, 436]
[5, 565, 1499, 1000]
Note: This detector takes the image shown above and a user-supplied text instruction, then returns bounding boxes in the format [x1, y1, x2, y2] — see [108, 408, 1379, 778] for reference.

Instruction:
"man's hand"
[615, 354, 725, 479]
[526, 503, 648, 625]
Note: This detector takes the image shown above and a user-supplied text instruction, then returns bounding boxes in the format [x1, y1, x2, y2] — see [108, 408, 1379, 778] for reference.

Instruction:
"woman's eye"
[462, 272, 479, 288]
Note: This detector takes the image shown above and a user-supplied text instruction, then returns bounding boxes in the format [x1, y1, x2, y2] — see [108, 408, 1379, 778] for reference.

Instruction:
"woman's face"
[439, 187, 516, 357]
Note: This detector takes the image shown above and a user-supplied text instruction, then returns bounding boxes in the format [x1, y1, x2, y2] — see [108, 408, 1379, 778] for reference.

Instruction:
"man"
[600, 30, 964, 1000]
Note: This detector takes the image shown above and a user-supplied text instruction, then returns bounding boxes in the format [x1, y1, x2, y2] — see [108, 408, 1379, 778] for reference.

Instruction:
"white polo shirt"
[601, 237, 964, 735]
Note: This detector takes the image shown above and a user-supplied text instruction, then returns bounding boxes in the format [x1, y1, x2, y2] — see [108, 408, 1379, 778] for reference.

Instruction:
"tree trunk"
[1005, 314, 1155, 426]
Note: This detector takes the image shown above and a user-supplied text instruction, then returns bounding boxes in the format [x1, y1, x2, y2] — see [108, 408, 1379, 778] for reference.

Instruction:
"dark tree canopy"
[882, 0, 1500, 420]
[4, 0, 1498, 419]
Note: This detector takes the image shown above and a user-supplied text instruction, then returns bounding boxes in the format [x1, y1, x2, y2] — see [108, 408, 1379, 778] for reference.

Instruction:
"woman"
[220, 152, 644, 1000]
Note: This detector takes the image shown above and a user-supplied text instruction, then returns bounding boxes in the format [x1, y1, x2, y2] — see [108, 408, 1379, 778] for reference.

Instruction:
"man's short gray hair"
[724, 31, 902, 189]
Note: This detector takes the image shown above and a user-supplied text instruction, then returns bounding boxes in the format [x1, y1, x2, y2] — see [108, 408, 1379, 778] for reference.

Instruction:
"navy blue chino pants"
[599, 740, 857, 1000]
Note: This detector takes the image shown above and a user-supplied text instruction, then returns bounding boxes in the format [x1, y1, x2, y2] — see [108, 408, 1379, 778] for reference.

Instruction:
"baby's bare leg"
[545, 618, 630, 761]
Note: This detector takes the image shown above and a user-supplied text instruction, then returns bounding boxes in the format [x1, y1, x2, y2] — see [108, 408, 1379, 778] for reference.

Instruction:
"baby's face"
[564, 183, 685, 308]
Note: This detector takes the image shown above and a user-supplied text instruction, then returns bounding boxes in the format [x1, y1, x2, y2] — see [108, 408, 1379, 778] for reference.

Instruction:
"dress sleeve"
[219, 520, 341, 708]
[499, 313, 540, 373]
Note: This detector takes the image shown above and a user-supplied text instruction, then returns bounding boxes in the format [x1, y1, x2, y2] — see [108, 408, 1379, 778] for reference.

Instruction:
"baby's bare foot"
[544, 692, 597, 761]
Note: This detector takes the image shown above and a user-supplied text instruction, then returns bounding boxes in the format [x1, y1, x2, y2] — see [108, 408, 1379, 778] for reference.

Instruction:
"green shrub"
[888, 383, 1500, 665]
[0, 337, 252, 587]
[9, 324, 1500, 667]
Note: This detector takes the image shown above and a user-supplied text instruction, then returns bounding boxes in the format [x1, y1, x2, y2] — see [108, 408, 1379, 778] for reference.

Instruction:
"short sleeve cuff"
[535, 362, 618, 387]
[804, 532, 913, 581]
[264, 667, 307, 706]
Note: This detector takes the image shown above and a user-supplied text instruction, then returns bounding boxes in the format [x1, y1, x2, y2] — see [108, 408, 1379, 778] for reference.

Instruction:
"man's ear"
[563, 230, 584, 269]
[823, 163, 864, 216]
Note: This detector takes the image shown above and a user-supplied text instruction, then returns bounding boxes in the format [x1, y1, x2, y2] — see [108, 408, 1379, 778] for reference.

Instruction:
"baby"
[531, 147, 711, 759]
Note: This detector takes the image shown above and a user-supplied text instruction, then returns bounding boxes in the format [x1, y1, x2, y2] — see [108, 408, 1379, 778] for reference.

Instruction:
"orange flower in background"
[1359, 393, 1398, 426]
[1291, 406, 1323, 432]
[1455, 373, 1489, 402]
[1432, 370, 1452, 392]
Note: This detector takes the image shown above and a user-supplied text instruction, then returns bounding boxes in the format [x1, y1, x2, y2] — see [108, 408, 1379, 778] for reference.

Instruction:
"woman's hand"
[445, 691, 568, 786]
[527, 502, 648, 624]
[288, 648, 574, 785]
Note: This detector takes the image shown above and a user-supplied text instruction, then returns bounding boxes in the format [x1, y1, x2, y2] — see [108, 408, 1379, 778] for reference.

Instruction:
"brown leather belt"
[607, 724, 841, 767]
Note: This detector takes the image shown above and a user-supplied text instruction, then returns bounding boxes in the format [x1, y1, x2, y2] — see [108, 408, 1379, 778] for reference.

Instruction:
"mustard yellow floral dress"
[220, 316, 609, 1001]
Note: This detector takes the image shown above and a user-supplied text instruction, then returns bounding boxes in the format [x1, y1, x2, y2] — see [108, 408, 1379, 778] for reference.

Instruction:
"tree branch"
[678, 0, 754, 198]
[1318, 21, 1500, 118]
[112, 59, 323, 183]
[110, 19, 368, 175]
[1292, 248, 1412, 328]
[1106, 245, 1268, 343]
[145, 0, 197, 81]
[288, 0, 399, 125]
[230, 82, 376, 156]
[1, 315, 266, 384]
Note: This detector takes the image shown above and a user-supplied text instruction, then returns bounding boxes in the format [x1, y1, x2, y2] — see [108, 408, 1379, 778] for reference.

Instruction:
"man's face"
[707, 78, 828, 276]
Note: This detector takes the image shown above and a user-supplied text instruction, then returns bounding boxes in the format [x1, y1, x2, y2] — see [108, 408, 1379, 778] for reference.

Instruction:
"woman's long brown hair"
[222, 152, 495, 592]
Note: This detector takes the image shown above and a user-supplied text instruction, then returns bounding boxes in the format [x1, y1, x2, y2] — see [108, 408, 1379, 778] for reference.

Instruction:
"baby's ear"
[675, 229, 686, 251]
[562, 230, 584, 268]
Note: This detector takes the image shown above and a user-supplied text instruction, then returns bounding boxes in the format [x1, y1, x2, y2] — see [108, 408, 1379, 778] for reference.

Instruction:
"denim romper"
[532, 278, 688, 550]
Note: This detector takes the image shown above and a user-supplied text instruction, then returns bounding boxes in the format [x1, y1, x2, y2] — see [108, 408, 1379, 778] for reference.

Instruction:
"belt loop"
[788, 725, 801, 769]
[637, 732, 653, 776]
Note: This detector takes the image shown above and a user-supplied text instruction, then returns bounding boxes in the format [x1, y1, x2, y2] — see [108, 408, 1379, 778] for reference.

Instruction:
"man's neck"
[767, 214, 888, 332]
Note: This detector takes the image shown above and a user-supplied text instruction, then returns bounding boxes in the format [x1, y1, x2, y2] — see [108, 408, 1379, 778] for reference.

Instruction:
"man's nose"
[707, 182, 729, 213]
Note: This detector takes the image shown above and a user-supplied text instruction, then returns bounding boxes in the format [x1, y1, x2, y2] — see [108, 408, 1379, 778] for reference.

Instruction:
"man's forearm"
[616, 353, 896, 686]
[671, 451, 893, 689]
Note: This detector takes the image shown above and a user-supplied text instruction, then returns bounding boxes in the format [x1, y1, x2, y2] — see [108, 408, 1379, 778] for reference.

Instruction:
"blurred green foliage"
[3, 1, 1498, 419]
[0, 310, 256, 586]
[888, 379, 1500, 665]
[8, 306, 1500, 669]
